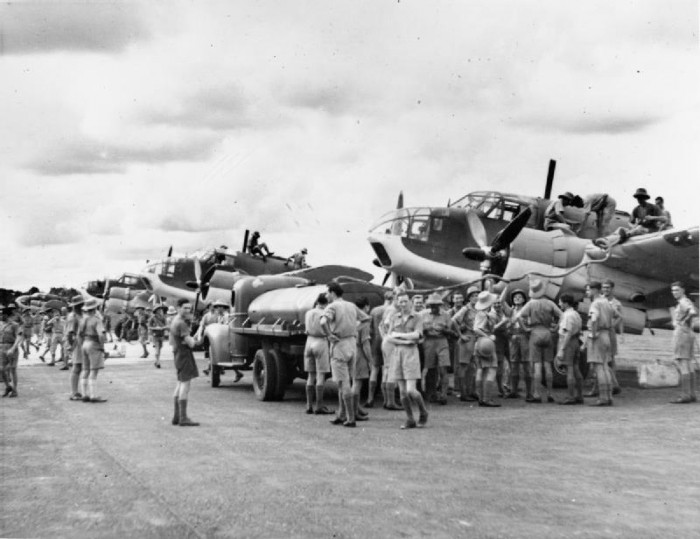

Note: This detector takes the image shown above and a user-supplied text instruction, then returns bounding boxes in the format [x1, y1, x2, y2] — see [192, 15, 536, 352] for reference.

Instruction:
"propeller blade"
[382, 272, 391, 286]
[194, 258, 202, 283]
[462, 247, 488, 261]
[491, 207, 532, 252]
[397, 191, 404, 209]
[466, 209, 488, 248]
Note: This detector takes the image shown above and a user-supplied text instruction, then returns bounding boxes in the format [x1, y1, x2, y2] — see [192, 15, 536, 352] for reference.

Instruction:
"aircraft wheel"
[252, 349, 277, 401]
[209, 345, 220, 388]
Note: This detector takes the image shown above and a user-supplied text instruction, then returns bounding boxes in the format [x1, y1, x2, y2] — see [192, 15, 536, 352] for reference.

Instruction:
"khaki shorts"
[82, 340, 105, 370]
[0, 344, 18, 369]
[388, 344, 421, 381]
[588, 331, 611, 364]
[304, 337, 330, 373]
[330, 337, 356, 385]
[423, 338, 451, 369]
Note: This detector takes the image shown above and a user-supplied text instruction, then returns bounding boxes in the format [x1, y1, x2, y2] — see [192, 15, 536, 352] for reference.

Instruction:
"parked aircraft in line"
[367, 169, 698, 333]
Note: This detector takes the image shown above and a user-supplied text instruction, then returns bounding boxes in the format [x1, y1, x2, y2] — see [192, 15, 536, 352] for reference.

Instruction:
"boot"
[400, 396, 416, 429]
[413, 393, 429, 427]
[342, 394, 356, 427]
[365, 381, 377, 407]
[305, 385, 315, 414]
[507, 372, 521, 398]
[178, 400, 199, 426]
[384, 383, 402, 410]
[354, 394, 368, 420]
[171, 396, 179, 425]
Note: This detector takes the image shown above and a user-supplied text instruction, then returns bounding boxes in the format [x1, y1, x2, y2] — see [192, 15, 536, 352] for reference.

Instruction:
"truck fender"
[203, 323, 229, 366]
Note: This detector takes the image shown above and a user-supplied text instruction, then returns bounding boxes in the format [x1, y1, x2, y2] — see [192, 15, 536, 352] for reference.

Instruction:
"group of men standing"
[301, 276, 697, 428]
[303, 284, 429, 430]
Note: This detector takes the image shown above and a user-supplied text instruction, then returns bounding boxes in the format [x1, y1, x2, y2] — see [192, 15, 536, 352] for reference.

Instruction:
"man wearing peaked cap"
[515, 279, 562, 403]
[544, 191, 576, 232]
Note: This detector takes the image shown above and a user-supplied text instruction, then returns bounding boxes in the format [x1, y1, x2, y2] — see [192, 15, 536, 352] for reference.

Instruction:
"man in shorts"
[421, 292, 456, 405]
[555, 294, 583, 404]
[1, 304, 23, 398]
[515, 279, 562, 403]
[501, 289, 531, 400]
[352, 297, 372, 421]
[66, 295, 86, 400]
[170, 299, 199, 426]
[386, 290, 428, 429]
[321, 282, 361, 428]
[78, 299, 108, 403]
[365, 290, 393, 408]
[584, 282, 616, 406]
[135, 306, 150, 359]
[303, 293, 333, 415]
[669, 281, 698, 404]
[452, 285, 480, 401]
[149, 304, 168, 368]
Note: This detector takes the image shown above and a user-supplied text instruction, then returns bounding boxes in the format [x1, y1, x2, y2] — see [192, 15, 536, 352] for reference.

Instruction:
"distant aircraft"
[81, 273, 151, 315]
[140, 231, 305, 312]
[368, 163, 698, 333]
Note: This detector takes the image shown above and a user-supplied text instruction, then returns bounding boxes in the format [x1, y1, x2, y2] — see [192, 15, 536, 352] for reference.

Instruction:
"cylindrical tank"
[232, 275, 309, 320]
[248, 285, 326, 325]
[230, 275, 309, 360]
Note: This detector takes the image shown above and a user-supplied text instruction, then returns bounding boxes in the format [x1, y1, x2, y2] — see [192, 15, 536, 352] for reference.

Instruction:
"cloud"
[145, 84, 255, 131]
[26, 134, 218, 176]
[0, 3, 150, 55]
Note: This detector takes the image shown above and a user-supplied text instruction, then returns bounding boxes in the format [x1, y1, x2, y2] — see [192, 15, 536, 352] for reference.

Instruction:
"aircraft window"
[123, 276, 139, 286]
[432, 217, 443, 232]
[478, 197, 502, 219]
[409, 218, 430, 241]
[502, 203, 520, 222]
[162, 261, 176, 277]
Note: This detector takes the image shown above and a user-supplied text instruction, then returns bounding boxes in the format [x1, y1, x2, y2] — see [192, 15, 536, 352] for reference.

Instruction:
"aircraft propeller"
[462, 207, 532, 272]
[374, 190, 408, 288]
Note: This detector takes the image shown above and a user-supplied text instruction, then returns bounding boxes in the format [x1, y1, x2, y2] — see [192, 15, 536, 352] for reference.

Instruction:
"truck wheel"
[272, 350, 288, 401]
[253, 349, 277, 401]
[209, 345, 220, 388]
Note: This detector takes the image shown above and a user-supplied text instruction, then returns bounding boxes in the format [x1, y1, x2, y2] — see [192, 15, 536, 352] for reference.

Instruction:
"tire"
[209, 345, 220, 388]
[271, 349, 288, 401]
[252, 349, 277, 401]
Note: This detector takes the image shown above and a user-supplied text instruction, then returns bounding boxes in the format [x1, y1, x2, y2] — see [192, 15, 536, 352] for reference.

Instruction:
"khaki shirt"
[519, 298, 561, 328]
[588, 297, 614, 331]
[322, 299, 359, 339]
[304, 307, 326, 338]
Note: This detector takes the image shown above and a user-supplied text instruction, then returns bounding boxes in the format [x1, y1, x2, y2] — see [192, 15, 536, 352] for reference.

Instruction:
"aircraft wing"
[603, 226, 699, 288]
[284, 265, 374, 284]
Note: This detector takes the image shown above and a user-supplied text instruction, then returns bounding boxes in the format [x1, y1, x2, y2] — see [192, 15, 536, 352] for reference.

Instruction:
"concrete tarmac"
[2, 337, 699, 538]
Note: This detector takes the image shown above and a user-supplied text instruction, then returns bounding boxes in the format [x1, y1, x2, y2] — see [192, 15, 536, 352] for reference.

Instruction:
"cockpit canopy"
[449, 191, 532, 222]
[369, 208, 433, 242]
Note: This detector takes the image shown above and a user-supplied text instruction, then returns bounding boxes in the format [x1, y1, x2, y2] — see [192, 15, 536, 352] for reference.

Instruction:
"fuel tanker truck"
[204, 273, 386, 401]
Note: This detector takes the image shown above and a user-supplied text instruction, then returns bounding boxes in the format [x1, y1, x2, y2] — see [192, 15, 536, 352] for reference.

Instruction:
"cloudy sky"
[1, 0, 697, 292]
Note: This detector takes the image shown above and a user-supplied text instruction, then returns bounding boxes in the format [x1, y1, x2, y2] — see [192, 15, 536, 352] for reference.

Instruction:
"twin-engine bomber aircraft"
[368, 189, 698, 334]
